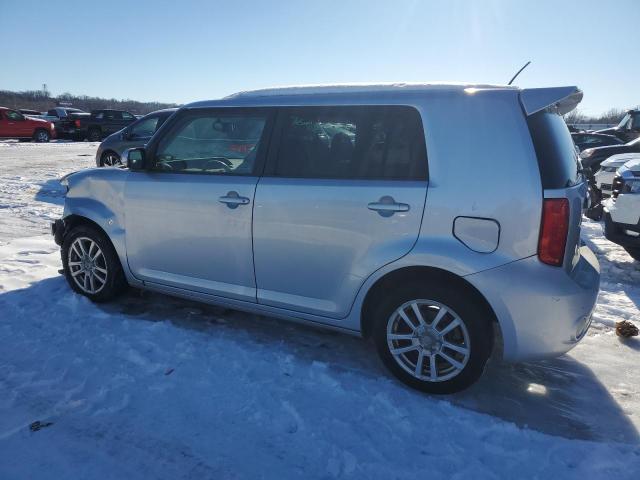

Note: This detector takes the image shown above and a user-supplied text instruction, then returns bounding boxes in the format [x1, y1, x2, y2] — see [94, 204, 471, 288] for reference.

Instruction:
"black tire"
[33, 129, 50, 143]
[88, 129, 102, 142]
[61, 225, 127, 302]
[371, 280, 493, 394]
[100, 151, 122, 167]
[624, 247, 640, 261]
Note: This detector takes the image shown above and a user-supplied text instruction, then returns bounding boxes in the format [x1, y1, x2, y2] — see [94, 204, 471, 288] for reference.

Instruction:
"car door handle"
[219, 191, 250, 208]
[368, 196, 410, 217]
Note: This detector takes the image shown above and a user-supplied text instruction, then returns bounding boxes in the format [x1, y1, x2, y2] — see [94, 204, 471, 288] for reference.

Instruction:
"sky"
[1, 0, 637, 115]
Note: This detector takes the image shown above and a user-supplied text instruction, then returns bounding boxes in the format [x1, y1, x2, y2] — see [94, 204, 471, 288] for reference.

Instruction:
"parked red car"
[0, 107, 56, 142]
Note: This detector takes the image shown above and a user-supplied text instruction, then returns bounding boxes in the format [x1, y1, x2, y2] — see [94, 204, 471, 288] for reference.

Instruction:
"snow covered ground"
[1, 141, 639, 479]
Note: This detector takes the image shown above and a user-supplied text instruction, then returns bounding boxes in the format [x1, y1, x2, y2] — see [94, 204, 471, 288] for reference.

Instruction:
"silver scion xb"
[52, 83, 600, 394]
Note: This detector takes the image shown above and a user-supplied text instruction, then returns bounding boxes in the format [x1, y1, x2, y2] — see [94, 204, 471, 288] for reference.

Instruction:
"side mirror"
[124, 147, 146, 170]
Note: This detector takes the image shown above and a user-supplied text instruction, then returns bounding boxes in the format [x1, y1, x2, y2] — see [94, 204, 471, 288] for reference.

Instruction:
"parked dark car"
[42, 107, 90, 139]
[580, 137, 640, 174]
[595, 109, 640, 143]
[76, 109, 138, 141]
[95, 108, 177, 166]
[571, 132, 623, 152]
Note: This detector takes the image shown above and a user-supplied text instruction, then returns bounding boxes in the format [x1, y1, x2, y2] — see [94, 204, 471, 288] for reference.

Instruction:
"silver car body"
[61, 83, 600, 361]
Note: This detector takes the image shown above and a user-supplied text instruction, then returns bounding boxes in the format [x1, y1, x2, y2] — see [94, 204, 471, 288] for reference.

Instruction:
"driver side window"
[153, 111, 268, 175]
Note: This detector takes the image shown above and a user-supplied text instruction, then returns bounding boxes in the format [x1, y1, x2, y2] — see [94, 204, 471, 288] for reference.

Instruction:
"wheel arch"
[63, 214, 110, 239]
[360, 266, 501, 350]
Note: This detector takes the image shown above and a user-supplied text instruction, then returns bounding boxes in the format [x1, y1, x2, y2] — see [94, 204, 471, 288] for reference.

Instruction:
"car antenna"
[507, 61, 531, 86]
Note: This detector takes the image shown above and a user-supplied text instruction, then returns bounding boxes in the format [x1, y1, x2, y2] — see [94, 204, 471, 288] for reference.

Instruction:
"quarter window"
[153, 111, 268, 175]
[274, 106, 427, 180]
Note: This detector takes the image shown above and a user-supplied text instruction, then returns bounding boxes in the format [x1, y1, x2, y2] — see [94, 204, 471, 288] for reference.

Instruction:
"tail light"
[74, 119, 81, 128]
[538, 198, 570, 266]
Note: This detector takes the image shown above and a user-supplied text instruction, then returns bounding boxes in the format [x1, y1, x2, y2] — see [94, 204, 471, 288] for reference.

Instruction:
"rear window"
[527, 111, 580, 189]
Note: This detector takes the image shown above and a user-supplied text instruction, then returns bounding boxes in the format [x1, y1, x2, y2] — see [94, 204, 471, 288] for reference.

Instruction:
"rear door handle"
[219, 191, 250, 208]
[368, 196, 410, 217]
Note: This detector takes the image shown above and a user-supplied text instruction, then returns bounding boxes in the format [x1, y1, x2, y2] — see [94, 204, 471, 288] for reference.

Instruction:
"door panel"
[125, 173, 258, 301]
[123, 107, 272, 302]
[0, 111, 29, 137]
[252, 105, 428, 318]
[253, 178, 427, 317]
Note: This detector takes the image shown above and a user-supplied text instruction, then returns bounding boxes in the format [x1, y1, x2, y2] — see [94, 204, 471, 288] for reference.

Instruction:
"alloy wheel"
[386, 299, 470, 382]
[102, 152, 121, 166]
[67, 237, 108, 294]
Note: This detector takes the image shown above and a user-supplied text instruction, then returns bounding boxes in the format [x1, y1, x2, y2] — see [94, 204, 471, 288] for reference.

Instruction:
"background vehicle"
[96, 108, 177, 166]
[0, 106, 56, 142]
[52, 84, 599, 394]
[580, 137, 640, 174]
[571, 132, 622, 152]
[596, 109, 640, 143]
[42, 107, 89, 139]
[594, 152, 640, 198]
[75, 109, 137, 141]
[604, 159, 640, 261]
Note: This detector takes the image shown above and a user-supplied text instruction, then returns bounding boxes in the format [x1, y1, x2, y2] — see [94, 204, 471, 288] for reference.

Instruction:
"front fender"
[61, 168, 128, 270]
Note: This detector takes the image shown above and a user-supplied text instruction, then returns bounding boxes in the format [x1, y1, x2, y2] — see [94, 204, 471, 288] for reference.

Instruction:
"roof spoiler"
[520, 86, 583, 116]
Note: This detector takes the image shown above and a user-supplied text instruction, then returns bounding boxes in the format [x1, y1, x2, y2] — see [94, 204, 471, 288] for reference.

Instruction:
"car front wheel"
[61, 225, 127, 302]
[100, 151, 122, 167]
[372, 281, 492, 394]
[88, 129, 102, 142]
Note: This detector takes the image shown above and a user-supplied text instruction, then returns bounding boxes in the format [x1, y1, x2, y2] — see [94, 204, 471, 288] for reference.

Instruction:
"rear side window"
[527, 111, 580, 189]
[273, 106, 427, 180]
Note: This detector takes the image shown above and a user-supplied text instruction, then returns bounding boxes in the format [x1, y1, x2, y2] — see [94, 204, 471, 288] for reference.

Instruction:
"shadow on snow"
[1, 276, 638, 446]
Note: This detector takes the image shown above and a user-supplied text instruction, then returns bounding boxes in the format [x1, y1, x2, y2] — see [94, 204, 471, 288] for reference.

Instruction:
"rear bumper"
[465, 246, 600, 361]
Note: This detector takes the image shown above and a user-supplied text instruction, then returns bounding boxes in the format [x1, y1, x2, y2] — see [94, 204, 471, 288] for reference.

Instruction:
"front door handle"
[368, 196, 410, 217]
[219, 191, 250, 208]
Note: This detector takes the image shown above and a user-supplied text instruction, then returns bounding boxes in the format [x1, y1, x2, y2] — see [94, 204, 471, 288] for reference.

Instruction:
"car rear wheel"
[33, 129, 50, 143]
[372, 281, 492, 394]
[100, 151, 122, 167]
[88, 129, 102, 142]
[624, 247, 640, 262]
[61, 225, 127, 302]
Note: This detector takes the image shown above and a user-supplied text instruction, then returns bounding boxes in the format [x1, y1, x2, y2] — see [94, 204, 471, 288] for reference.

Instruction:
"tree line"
[563, 108, 631, 125]
[0, 89, 178, 115]
[1, 88, 634, 125]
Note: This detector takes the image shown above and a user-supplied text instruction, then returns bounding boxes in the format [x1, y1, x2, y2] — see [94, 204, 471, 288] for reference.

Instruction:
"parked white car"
[595, 152, 640, 198]
[604, 158, 640, 261]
